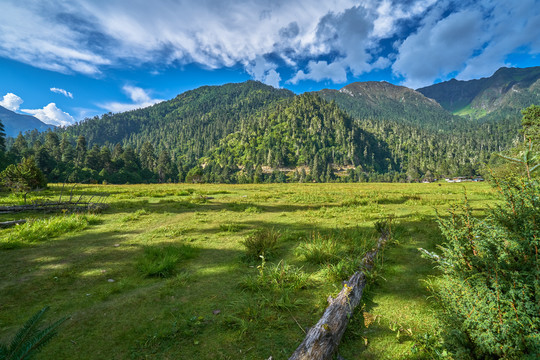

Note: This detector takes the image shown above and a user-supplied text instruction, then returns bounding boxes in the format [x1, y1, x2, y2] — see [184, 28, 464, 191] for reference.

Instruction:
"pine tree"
[75, 135, 87, 168]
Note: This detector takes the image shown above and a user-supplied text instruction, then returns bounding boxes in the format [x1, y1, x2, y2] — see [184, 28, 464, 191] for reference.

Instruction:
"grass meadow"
[0, 182, 498, 359]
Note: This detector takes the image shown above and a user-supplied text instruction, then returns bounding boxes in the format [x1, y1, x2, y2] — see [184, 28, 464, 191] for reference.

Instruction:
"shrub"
[0, 157, 47, 192]
[241, 228, 280, 260]
[137, 244, 198, 278]
[424, 178, 540, 358]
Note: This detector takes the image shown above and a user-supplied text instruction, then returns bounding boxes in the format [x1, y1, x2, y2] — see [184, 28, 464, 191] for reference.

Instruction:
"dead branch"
[0, 219, 27, 228]
[288, 229, 389, 360]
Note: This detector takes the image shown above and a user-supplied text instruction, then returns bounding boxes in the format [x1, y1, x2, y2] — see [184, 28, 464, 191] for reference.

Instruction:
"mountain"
[317, 81, 467, 131]
[18, 73, 537, 184]
[0, 106, 55, 137]
[63, 81, 294, 162]
[203, 93, 394, 175]
[417, 66, 540, 117]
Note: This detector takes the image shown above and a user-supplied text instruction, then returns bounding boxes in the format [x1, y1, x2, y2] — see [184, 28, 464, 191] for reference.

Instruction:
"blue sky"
[0, 0, 539, 126]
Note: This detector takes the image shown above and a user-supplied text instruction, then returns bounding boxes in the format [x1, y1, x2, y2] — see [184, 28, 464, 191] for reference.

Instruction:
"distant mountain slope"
[204, 93, 394, 173]
[63, 81, 294, 161]
[0, 106, 55, 137]
[317, 81, 466, 131]
[417, 66, 540, 116]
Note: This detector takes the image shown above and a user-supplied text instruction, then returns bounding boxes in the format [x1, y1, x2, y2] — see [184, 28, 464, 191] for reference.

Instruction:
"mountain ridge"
[417, 66, 540, 116]
[0, 106, 55, 137]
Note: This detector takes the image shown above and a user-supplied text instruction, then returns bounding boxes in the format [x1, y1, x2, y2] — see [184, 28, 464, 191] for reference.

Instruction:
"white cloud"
[98, 85, 163, 113]
[393, 0, 540, 88]
[21, 103, 75, 126]
[393, 8, 486, 88]
[246, 56, 282, 88]
[0, 93, 24, 111]
[50, 87, 73, 98]
[289, 60, 348, 84]
[0, 0, 537, 87]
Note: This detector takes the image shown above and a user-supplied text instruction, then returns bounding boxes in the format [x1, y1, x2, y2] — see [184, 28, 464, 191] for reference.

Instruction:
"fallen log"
[0, 200, 108, 214]
[288, 228, 389, 360]
[0, 219, 27, 228]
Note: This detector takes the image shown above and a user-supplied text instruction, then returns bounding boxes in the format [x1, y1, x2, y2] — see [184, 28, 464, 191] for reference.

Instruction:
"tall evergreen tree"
[75, 135, 87, 168]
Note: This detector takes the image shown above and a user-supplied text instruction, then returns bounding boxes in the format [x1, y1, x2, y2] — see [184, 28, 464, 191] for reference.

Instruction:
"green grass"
[0, 182, 497, 359]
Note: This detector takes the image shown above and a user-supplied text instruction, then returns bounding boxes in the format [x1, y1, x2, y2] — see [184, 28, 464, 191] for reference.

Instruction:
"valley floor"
[0, 182, 497, 359]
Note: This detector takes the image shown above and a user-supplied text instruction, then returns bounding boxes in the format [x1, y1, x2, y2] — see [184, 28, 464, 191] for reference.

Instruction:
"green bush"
[425, 178, 540, 358]
[241, 228, 280, 260]
[137, 245, 198, 278]
[0, 157, 47, 192]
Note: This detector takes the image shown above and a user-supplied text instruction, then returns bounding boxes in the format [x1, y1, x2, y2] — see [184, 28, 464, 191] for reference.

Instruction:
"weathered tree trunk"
[0, 219, 27, 228]
[288, 230, 389, 360]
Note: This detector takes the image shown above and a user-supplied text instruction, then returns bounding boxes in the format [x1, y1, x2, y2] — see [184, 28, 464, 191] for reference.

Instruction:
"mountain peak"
[417, 66, 540, 115]
[0, 106, 55, 137]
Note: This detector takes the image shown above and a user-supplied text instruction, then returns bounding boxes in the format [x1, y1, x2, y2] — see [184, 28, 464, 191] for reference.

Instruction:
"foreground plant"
[423, 178, 540, 359]
[0, 306, 68, 360]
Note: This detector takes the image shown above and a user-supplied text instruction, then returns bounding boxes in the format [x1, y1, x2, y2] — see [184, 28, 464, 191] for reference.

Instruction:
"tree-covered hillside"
[5, 69, 538, 184]
[318, 81, 465, 131]
[417, 66, 540, 116]
[62, 81, 294, 162]
[200, 93, 394, 182]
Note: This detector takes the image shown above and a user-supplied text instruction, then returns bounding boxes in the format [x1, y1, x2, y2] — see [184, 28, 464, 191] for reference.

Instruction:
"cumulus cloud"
[0, 0, 438, 84]
[99, 85, 163, 112]
[50, 87, 73, 98]
[0, 93, 24, 111]
[289, 60, 348, 84]
[393, 0, 540, 88]
[22, 103, 75, 126]
[393, 9, 486, 88]
[0, 0, 538, 87]
[246, 56, 282, 88]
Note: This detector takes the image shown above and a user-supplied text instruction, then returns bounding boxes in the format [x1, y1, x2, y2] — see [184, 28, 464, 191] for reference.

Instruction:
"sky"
[0, 0, 539, 127]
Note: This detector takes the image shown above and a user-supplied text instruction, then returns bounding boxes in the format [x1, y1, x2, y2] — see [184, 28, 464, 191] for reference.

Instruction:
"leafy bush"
[425, 178, 540, 358]
[0, 157, 47, 192]
[241, 228, 280, 260]
[137, 245, 198, 278]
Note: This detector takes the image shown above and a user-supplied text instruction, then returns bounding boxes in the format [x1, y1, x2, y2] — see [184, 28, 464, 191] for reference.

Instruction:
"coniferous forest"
[0, 66, 539, 186]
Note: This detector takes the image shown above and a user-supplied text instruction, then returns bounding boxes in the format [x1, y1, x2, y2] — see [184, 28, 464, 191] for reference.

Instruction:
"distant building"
[445, 176, 484, 183]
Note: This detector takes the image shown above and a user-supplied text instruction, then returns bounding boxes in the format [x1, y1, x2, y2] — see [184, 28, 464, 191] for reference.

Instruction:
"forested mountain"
[4, 67, 539, 184]
[318, 81, 466, 131]
[201, 94, 394, 182]
[0, 106, 54, 137]
[62, 81, 294, 162]
[316, 81, 500, 181]
[417, 66, 540, 117]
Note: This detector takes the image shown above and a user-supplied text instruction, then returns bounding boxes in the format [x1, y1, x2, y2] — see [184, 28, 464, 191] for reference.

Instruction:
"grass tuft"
[242, 259, 309, 292]
[241, 228, 280, 260]
[0, 214, 98, 249]
[296, 232, 341, 265]
[137, 244, 198, 278]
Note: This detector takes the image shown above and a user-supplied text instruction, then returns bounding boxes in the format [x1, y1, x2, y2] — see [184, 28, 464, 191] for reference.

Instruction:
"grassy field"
[0, 182, 498, 359]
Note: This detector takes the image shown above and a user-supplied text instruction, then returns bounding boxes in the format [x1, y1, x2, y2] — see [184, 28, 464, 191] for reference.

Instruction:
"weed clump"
[295, 232, 340, 265]
[241, 228, 280, 261]
[137, 244, 198, 278]
[242, 259, 309, 292]
[0, 214, 98, 249]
